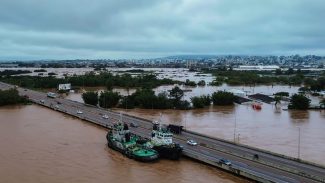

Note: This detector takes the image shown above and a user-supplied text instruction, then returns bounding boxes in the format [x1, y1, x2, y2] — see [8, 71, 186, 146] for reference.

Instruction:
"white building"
[236, 65, 280, 71]
[58, 83, 71, 91]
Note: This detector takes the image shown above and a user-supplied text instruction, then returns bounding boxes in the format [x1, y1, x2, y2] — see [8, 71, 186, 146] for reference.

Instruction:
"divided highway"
[1, 82, 324, 183]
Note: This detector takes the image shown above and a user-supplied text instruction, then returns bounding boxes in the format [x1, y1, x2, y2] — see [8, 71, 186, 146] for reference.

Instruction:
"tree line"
[206, 69, 325, 87]
[82, 87, 237, 110]
[0, 89, 29, 106]
[0, 72, 178, 89]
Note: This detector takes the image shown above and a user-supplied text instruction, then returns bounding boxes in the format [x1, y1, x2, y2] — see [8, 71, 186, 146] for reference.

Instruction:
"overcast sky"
[0, 0, 324, 60]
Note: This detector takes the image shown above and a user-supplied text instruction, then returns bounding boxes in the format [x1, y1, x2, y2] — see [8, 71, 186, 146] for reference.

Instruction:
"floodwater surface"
[0, 105, 249, 183]
[65, 85, 325, 165]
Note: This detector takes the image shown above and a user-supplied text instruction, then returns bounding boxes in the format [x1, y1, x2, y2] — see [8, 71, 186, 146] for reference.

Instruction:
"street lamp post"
[297, 127, 301, 160]
[234, 111, 237, 143]
[184, 114, 187, 130]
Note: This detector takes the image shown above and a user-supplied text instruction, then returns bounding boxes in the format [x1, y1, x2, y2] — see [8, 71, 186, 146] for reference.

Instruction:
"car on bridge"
[130, 122, 139, 128]
[187, 140, 198, 146]
[77, 110, 83, 114]
[40, 100, 45, 104]
[102, 114, 109, 119]
[219, 158, 232, 166]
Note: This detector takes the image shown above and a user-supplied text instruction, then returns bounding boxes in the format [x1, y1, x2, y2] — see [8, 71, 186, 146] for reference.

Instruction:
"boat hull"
[106, 132, 159, 162]
[153, 144, 182, 160]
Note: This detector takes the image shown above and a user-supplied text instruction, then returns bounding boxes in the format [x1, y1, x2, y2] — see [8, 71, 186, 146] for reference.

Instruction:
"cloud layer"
[0, 0, 324, 60]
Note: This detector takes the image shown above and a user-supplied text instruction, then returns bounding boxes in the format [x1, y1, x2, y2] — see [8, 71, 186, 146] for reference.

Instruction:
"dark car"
[130, 122, 139, 128]
[219, 158, 232, 166]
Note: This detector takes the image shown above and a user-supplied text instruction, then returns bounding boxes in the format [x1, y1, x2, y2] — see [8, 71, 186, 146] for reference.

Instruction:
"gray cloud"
[0, 0, 324, 60]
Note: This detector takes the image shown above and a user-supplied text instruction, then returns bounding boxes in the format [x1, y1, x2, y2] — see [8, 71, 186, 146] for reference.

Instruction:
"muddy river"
[65, 85, 325, 165]
[0, 105, 249, 183]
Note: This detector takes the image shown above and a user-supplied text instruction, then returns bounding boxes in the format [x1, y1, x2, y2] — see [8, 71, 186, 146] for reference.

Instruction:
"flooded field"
[3, 67, 325, 165]
[0, 105, 249, 183]
[114, 105, 325, 165]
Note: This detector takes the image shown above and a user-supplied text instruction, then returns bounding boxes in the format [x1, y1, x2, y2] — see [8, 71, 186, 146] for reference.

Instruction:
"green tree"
[177, 100, 191, 110]
[197, 80, 206, 86]
[201, 95, 211, 105]
[320, 99, 325, 108]
[119, 96, 135, 109]
[286, 68, 294, 75]
[0, 89, 28, 106]
[99, 91, 120, 108]
[191, 96, 205, 108]
[105, 78, 114, 91]
[212, 91, 235, 105]
[191, 95, 211, 108]
[184, 79, 197, 86]
[274, 92, 289, 97]
[275, 69, 282, 75]
[169, 86, 184, 107]
[133, 88, 156, 109]
[288, 94, 310, 110]
[82, 91, 98, 106]
[155, 92, 172, 109]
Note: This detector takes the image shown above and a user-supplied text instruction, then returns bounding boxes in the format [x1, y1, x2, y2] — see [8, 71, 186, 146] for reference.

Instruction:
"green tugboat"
[106, 122, 159, 162]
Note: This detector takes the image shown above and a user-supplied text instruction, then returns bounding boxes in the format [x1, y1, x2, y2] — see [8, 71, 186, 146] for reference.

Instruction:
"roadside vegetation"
[81, 91, 98, 106]
[0, 89, 29, 106]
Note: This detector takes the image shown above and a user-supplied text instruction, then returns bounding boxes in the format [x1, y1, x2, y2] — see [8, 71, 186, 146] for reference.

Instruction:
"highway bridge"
[1, 82, 324, 183]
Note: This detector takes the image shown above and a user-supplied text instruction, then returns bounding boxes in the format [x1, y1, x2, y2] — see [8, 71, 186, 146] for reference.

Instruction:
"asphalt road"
[1, 82, 324, 183]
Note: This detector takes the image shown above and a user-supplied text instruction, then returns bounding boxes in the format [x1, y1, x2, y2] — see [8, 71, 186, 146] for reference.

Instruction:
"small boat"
[252, 103, 262, 110]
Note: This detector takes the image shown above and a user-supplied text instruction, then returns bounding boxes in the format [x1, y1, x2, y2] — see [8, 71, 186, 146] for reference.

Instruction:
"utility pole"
[297, 126, 301, 160]
[184, 114, 187, 130]
[234, 110, 237, 143]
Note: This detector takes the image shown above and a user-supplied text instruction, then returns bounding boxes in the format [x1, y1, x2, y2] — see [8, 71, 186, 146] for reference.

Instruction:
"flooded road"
[0, 105, 249, 183]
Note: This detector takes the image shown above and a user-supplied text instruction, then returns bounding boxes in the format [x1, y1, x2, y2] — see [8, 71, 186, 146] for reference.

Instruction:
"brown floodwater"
[65, 85, 325, 165]
[0, 105, 249, 183]
[115, 105, 325, 165]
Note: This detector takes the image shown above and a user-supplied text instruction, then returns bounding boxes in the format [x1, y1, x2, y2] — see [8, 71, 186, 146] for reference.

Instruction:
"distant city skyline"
[0, 0, 324, 60]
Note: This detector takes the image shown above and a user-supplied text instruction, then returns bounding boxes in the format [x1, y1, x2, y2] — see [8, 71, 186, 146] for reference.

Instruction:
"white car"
[102, 114, 109, 119]
[77, 110, 83, 114]
[187, 140, 198, 146]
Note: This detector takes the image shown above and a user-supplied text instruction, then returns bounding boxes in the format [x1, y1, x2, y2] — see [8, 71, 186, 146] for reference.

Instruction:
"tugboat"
[149, 120, 183, 160]
[106, 122, 159, 162]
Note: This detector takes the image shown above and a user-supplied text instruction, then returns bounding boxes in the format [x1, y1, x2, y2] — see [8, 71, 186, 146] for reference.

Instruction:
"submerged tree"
[82, 91, 98, 106]
[0, 89, 28, 106]
[288, 94, 310, 110]
[169, 86, 184, 107]
[191, 95, 211, 108]
[211, 91, 235, 105]
[99, 91, 120, 108]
